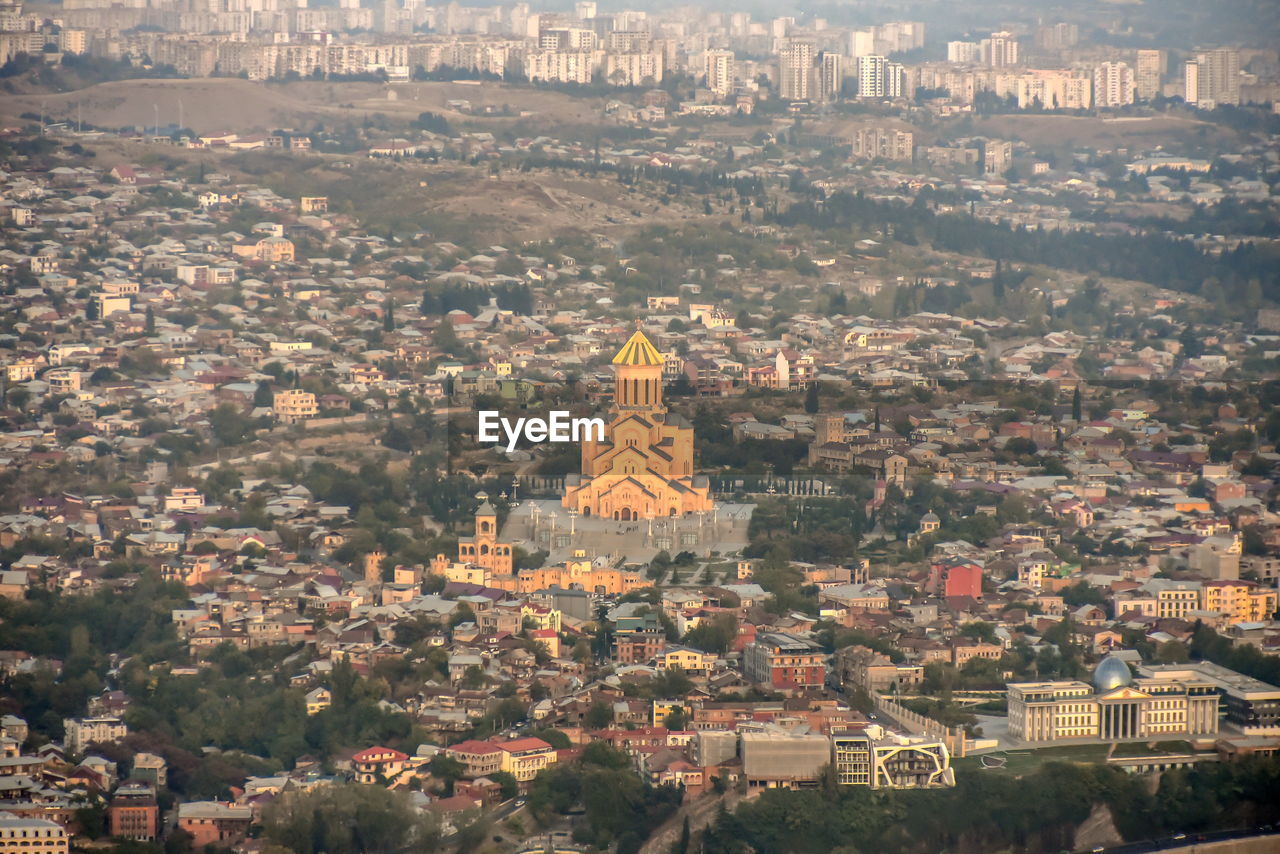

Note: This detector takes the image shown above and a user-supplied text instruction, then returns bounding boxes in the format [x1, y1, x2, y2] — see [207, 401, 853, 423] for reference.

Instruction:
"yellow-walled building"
[432, 546, 646, 596]
[456, 494, 513, 574]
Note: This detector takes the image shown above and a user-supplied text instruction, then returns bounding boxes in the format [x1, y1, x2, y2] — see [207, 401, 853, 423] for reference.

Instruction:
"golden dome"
[612, 330, 663, 367]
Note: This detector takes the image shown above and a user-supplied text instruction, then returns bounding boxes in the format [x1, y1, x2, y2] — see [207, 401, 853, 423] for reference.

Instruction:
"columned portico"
[1100, 700, 1141, 740]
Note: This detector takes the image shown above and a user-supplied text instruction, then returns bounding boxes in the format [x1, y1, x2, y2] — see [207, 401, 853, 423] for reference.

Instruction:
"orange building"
[176, 802, 252, 848]
[504, 553, 646, 595]
[108, 784, 159, 841]
[1201, 580, 1279, 625]
[562, 330, 714, 521]
[432, 540, 645, 595]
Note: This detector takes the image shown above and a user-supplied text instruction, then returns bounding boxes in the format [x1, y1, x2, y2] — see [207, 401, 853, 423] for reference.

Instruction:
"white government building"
[1008, 653, 1220, 743]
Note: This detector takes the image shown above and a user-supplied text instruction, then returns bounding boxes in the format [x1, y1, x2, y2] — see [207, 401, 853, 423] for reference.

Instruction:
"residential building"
[657, 645, 716, 676]
[778, 41, 814, 101]
[131, 752, 167, 788]
[176, 802, 253, 849]
[108, 783, 159, 841]
[947, 41, 979, 64]
[272, 389, 317, 424]
[1144, 579, 1203, 619]
[0, 815, 68, 854]
[856, 55, 886, 98]
[305, 687, 332, 715]
[496, 737, 557, 784]
[1135, 49, 1164, 100]
[352, 746, 410, 783]
[1201, 580, 1278, 625]
[740, 731, 830, 789]
[703, 49, 734, 97]
[1186, 48, 1240, 107]
[833, 645, 923, 694]
[983, 140, 1013, 175]
[982, 31, 1019, 68]
[818, 52, 842, 101]
[63, 716, 127, 754]
[831, 729, 954, 788]
[743, 632, 825, 689]
[446, 740, 504, 778]
[851, 127, 913, 162]
[1093, 61, 1135, 107]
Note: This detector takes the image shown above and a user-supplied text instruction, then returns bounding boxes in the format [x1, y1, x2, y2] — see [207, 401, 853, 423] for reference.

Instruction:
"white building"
[703, 49, 735, 97]
[857, 54, 886, 97]
[1185, 48, 1240, 107]
[982, 31, 1019, 68]
[1094, 61, 1135, 107]
[947, 40, 979, 63]
[63, 716, 128, 755]
[778, 40, 814, 100]
[1008, 654, 1219, 744]
[818, 52, 843, 101]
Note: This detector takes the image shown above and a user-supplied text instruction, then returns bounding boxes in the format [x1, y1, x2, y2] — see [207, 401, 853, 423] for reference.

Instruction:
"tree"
[428, 754, 465, 796]
[585, 701, 612, 730]
[74, 801, 106, 839]
[804, 382, 819, 414]
[530, 728, 571, 749]
[461, 664, 485, 689]
[450, 604, 476, 628]
[210, 403, 255, 445]
[433, 317, 461, 356]
[144, 305, 156, 335]
[1071, 386, 1082, 422]
[491, 770, 519, 801]
[653, 666, 693, 698]
[383, 295, 395, 332]
[959, 621, 997, 644]
[582, 741, 634, 770]
[263, 784, 440, 854]
[254, 380, 274, 407]
[682, 613, 738, 655]
[1063, 580, 1105, 607]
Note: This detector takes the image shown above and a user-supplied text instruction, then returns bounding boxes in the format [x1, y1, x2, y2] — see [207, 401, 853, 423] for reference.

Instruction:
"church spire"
[612, 330, 664, 411]
[612, 329, 664, 366]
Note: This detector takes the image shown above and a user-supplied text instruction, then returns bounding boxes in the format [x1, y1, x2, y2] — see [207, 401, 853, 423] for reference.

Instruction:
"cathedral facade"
[561, 330, 714, 521]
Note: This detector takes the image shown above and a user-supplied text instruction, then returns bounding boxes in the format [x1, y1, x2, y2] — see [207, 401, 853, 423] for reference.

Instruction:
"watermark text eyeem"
[477, 410, 606, 452]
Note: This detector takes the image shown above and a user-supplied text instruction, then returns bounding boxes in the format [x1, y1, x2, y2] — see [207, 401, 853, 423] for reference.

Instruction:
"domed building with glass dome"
[1092, 653, 1134, 691]
[1008, 652, 1221, 744]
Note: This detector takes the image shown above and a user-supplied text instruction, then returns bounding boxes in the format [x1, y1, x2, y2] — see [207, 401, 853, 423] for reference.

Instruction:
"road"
[1079, 829, 1280, 854]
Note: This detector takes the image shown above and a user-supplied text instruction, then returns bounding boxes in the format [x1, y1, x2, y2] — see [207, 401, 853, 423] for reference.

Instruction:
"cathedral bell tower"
[611, 329, 666, 418]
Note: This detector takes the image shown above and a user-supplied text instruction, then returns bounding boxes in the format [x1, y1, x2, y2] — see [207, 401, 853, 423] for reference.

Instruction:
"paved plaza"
[501, 499, 755, 566]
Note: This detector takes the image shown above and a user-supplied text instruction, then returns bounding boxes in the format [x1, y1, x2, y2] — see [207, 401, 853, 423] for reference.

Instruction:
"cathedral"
[561, 329, 714, 521]
[436, 328, 748, 579]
